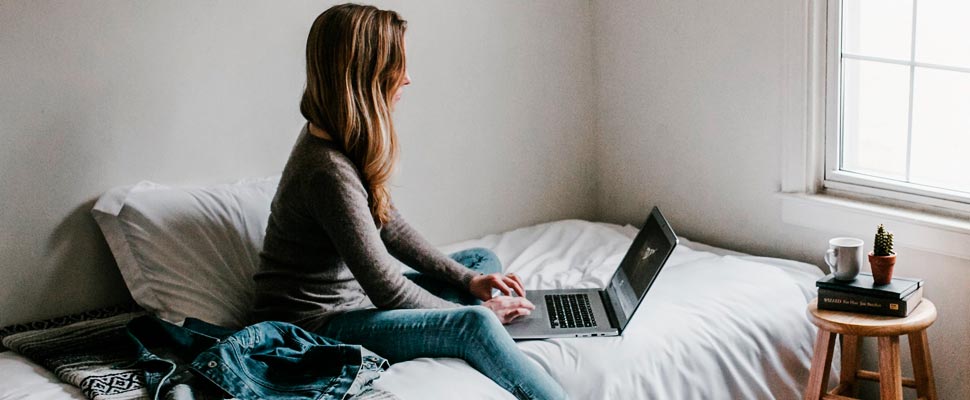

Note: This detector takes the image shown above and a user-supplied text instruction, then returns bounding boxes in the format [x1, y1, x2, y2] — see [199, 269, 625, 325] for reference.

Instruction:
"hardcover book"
[816, 272, 922, 299]
[817, 286, 923, 317]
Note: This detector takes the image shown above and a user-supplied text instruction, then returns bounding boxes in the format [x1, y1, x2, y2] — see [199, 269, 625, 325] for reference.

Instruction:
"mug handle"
[825, 248, 838, 272]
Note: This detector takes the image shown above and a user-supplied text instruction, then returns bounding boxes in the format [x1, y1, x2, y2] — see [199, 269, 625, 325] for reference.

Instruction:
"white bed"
[0, 219, 831, 400]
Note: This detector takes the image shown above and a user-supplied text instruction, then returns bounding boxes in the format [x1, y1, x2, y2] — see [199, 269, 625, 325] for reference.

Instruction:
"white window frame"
[822, 0, 970, 215]
[779, 0, 970, 261]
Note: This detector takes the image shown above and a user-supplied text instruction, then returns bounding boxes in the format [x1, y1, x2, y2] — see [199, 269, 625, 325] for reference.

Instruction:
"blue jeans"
[317, 248, 568, 400]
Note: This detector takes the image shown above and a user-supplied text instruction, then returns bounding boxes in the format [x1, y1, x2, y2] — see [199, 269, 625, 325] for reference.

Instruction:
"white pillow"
[91, 176, 279, 328]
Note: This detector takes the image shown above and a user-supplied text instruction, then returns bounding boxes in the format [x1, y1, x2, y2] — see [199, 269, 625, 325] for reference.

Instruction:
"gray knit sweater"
[252, 124, 480, 330]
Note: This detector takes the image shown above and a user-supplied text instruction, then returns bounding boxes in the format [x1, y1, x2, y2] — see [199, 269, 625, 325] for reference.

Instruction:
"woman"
[252, 4, 567, 400]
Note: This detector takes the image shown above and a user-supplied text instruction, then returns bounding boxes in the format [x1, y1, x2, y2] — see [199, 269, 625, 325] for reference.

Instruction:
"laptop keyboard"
[546, 293, 597, 329]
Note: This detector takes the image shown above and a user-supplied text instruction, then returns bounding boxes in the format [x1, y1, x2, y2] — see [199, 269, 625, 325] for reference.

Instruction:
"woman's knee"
[451, 247, 502, 275]
[456, 305, 496, 323]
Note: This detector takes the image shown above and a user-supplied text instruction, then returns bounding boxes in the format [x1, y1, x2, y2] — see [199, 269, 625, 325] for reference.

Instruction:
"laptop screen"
[606, 207, 677, 330]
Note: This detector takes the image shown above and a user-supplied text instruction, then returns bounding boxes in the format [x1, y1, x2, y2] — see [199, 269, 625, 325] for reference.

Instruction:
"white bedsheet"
[377, 220, 826, 400]
[0, 220, 829, 400]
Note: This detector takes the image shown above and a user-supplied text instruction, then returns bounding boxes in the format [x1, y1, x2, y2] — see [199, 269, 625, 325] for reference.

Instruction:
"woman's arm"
[380, 208, 480, 288]
[381, 208, 527, 301]
[302, 163, 457, 310]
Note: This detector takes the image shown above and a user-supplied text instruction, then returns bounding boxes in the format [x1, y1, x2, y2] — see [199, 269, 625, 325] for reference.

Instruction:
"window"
[825, 0, 970, 213]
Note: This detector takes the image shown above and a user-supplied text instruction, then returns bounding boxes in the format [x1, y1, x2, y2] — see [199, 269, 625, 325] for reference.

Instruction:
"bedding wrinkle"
[502, 221, 632, 290]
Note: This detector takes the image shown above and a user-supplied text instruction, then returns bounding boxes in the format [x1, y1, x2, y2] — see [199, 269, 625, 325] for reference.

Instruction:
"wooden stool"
[803, 298, 938, 400]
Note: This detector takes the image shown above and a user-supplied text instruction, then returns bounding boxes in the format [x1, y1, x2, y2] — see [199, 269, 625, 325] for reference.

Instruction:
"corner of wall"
[587, 0, 605, 223]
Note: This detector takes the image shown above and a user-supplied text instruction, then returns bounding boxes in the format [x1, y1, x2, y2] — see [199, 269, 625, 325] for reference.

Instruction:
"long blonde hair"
[300, 4, 407, 226]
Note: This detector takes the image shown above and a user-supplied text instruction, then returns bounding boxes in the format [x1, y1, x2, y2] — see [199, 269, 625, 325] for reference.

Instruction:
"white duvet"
[377, 220, 827, 400]
[0, 220, 830, 400]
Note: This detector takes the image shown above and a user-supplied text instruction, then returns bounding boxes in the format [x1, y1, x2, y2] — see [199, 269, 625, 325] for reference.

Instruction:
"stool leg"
[804, 328, 836, 400]
[908, 330, 938, 400]
[838, 334, 861, 397]
[878, 336, 903, 400]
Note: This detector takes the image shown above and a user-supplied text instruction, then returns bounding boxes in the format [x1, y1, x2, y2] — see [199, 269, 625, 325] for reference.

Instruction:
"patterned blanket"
[2, 310, 397, 400]
[3, 312, 151, 400]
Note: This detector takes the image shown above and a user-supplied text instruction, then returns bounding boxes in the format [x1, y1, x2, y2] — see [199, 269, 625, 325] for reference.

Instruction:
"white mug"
[824, 237, 864, 281]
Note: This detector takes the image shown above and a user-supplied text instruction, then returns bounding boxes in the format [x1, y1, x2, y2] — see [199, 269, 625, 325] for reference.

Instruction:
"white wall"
[592, 0, 969, 398]
[0, 0, 596, 326]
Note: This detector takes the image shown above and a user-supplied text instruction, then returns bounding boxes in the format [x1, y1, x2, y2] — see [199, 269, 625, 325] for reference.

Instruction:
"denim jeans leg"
[403, 247, 502, 305]
[317, 306, 567, 400]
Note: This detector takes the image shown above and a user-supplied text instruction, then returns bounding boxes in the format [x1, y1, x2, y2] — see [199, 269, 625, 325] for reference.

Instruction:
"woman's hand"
[482, 296, 535, 324]
[469, 273, 526, 301]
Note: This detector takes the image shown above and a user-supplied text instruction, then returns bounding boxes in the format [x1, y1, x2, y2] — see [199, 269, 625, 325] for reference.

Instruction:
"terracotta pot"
[868, 252, 896, 285]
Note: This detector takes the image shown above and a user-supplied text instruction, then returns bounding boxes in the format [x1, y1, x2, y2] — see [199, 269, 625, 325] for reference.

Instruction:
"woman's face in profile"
[394, 40, 410, 105]
[394, 70, 410, 105]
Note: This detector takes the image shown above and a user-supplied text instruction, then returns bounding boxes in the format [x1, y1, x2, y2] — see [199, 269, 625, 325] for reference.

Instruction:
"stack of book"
[816, 273, 924, 317]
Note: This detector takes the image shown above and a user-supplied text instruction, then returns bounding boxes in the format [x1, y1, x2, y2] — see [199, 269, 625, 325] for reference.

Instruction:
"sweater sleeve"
[380, 208, 481, 289]
[301, 161, 458, 310]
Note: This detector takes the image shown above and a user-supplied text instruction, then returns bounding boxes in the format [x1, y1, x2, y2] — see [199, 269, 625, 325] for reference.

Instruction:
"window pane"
[841, 59, 910, 180]
[915, 0, 970, 68]
[909, 68, 970, 193]
[842, 0, 913, 60]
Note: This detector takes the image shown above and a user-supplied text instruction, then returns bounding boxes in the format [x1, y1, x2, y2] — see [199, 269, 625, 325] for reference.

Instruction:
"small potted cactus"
[868, 224, 896, 285]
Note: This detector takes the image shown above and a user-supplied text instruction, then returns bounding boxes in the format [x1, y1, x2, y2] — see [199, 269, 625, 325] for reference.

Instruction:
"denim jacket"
[124, 315, 388, 400]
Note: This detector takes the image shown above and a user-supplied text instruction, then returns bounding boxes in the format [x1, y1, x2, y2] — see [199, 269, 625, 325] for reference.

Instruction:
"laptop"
[505, 206, 678, 339]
